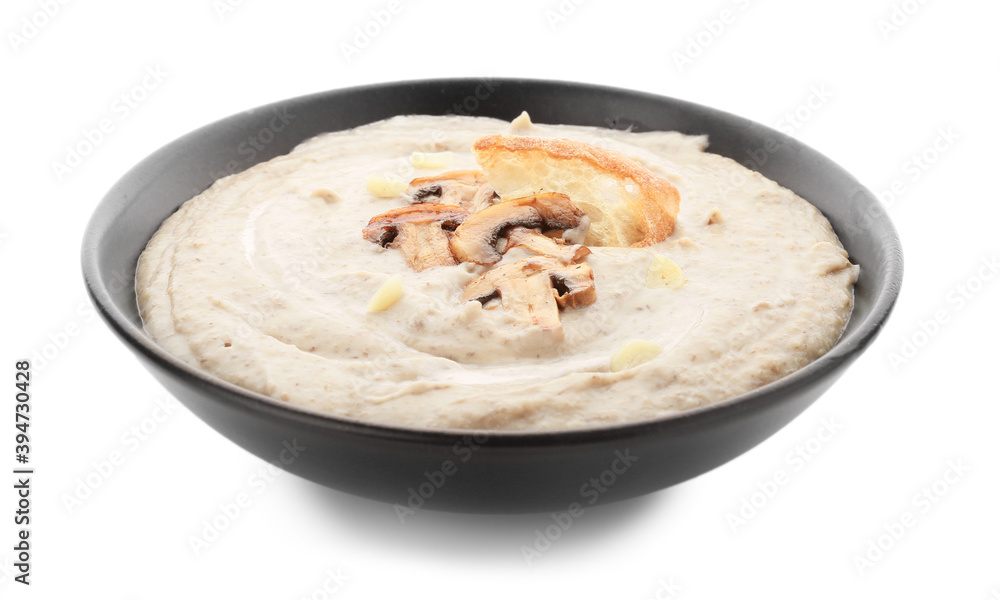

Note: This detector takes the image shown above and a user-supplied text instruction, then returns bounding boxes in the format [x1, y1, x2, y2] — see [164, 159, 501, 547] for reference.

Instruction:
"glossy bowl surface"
[82, 78, 903, 512]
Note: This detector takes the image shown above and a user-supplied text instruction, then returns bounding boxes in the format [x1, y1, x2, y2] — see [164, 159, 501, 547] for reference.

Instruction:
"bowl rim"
[81, 76, 904, 446]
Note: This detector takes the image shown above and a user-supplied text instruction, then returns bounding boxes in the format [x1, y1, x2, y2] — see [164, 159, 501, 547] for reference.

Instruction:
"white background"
[2, 0, 998, 597]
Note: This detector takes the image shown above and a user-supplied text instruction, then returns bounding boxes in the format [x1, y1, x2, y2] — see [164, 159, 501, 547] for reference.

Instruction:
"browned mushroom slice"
[407, 170, 499, 213]
[466, 182, 501, 214]
[362, 203, 470, 271]
[450, 193, 589, 265]
[550, 261, 598, 309]
[505, 226, 591, 264]
[462, 256, 596, 336]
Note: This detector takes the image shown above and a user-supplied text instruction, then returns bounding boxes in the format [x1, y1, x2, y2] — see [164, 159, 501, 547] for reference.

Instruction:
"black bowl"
[82, 78, 902, 513]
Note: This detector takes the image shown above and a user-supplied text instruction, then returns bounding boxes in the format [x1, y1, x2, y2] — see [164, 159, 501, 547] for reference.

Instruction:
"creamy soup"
[136, 113, 858, 430]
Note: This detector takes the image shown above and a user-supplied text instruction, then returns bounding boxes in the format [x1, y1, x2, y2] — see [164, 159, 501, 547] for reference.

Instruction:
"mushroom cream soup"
[136, 113, 858, 431]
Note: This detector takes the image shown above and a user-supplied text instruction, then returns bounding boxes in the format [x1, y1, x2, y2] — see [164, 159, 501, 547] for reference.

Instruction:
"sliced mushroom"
[407, 170, 499, 213]
[450, 193, 590, 265]
[467, 182, 501, 213]
[463, 256, 596, 336]
[549, 261, 598, 309]
[362, 203, 470, 271]
[505, 227, 591, 264]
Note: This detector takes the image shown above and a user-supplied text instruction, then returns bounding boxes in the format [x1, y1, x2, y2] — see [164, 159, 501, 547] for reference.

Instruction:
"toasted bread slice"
[473, 135, 680, 247]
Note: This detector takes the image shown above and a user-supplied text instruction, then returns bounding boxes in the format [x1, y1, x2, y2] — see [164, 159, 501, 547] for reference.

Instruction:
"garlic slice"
[646, 255, 685, 289]
[610, 339, 663, 372]
[367, 177, 408, 198]
[367, 275, 403, 312]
